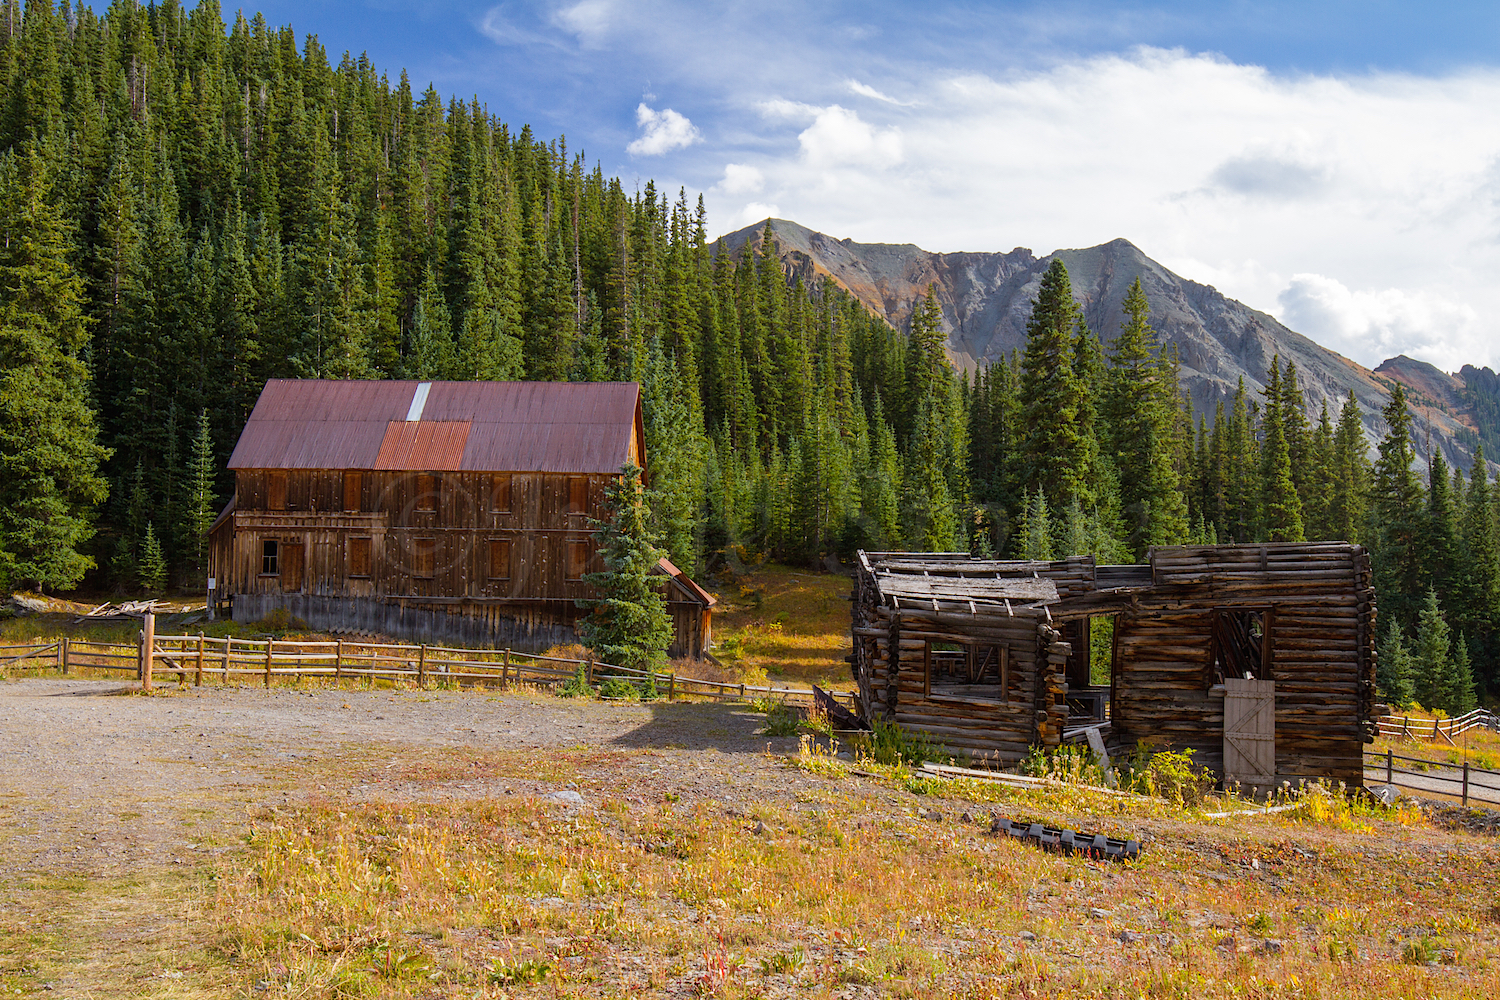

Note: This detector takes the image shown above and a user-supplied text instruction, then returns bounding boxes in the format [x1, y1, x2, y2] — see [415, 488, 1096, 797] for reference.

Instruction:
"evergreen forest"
[0, 1, 1493, 707]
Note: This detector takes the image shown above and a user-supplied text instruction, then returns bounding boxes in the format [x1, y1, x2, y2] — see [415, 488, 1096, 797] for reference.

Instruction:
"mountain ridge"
[719, 218, 1492, 472]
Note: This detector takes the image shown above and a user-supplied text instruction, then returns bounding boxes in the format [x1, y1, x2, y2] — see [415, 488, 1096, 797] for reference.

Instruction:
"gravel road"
[1364, 763, 1500, 806]
[0, 677, 812, 884]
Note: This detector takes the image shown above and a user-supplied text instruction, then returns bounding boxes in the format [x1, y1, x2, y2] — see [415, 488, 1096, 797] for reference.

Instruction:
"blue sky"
[239, 1, 1500, 370]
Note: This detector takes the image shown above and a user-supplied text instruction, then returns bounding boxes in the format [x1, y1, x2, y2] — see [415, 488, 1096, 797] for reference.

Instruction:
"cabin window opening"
[924, 639, 1010, 703]
[568, 476, 588, 514]
[566, 539, 589, 581]
[267, 471, 287, 511]
[260, 539, 280, 576]
[491, 474, 512, 513]
[1208, 608, 1273, 689]
[347, 536, 372, 578]
[413, 537, 436, 579]
[415, 473, 438, 512]
[343, 471, 362, 512]
[487, 539, 511, 580]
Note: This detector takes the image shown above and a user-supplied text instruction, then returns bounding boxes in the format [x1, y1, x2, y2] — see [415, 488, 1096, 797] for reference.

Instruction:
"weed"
[853, 717, 936, 767]
[760, 703, 802, 737]
[758, 945, 804, 975]
[489, 957, 550, 984]
[1020, 744, 1109, 786]
[598, 676, 639, 700]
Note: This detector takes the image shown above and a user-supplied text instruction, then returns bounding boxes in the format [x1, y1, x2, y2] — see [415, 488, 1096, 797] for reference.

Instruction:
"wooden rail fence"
[1376, 708, 1499, 744]
[1, 622, 855, 711]
[1366, 748, 1500, 807]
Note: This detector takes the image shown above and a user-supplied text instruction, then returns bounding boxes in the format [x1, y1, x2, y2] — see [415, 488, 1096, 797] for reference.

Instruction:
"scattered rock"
[1117, 930, 1140, 944]
[1369, 784, 1400, 807]
[1090, 908, 1111, 920]
[1217, 935, 1237, 950]
[752, 820, 767, 836]
[546, 790, 585, 806]
[1018, 931, 1036, 942]
[923, 808, 943, 823]
[1257, 939, 1283, 954]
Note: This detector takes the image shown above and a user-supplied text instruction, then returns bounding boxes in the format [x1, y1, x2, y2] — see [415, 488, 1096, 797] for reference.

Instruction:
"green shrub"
[1121, 742, 1214, 806]
[598, 676, 639, 700]
[558, 663, 593, 698]
[1020, 744, 1109, 786]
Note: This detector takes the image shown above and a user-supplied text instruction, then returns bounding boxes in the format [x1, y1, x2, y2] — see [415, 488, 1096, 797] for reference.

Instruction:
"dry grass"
[708, 564, 852, 689]
[200, 741, 1500, 998]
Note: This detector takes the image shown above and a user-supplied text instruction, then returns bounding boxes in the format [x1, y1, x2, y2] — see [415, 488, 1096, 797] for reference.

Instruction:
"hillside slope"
[720, 220, 1490, 471]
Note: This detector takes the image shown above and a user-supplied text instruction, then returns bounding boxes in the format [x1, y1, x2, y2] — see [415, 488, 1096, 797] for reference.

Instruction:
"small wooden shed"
[851, 543, 1377, 789]
[208, 379, 714, 657]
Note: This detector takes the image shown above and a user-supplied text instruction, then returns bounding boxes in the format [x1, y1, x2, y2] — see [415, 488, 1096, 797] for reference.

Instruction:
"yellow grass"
[708, 563, 852, 689]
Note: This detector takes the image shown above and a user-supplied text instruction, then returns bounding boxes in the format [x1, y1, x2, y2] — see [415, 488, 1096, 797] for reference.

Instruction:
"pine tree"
[1447, 633, 1478, 714]
[575, 464, 674, 672]
[1377, 618, 1416, 711]
[1329, 390, 1370, 542]
[1017, 487, 1054, 561]
[1423, 450, 1461, 597]
[0, 150, 110, 591]
[1019, 259, 1091, 510]
[1258, 358, 1304, 542]
[1412, 588, 1452, 713]
[185, 409, 217, 580]
[138, 522, 167, 594]
[1370, 385, 1425, 626]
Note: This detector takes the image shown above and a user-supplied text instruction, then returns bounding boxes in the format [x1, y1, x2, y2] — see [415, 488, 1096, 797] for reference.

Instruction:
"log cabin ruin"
[850, 543, 1378, 790]
[208, 379, 714, 656]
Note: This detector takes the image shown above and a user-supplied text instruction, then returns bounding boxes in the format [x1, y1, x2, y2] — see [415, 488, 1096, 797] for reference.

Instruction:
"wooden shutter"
[488, 539, 511, 580]
[267, 471, 287, 511]
[567, 539, 589, 580]
[491, 473, 511, 512]
[1223, 678, 1276, 788]
[416, 473, 437, 511]
[343, 471, 362, 512]
[568, 476, 588, 514]
[348, 537, 372, 577]
[413, 537, 435, 578]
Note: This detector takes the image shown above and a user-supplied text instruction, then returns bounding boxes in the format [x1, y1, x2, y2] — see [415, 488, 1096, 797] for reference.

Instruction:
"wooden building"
[208, 379, 714, 656]
[851, 543, 1377, 789]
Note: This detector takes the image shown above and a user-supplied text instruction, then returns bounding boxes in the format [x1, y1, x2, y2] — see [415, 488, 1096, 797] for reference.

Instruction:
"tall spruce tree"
[1019, 259, 1091, 510]
[1377, 618, 1416, 710]
[576, 464, 673, 672]
[1412, 588, 1452, 713]
[1370, 385, 1425, 625]
[0, 150, 109, 590]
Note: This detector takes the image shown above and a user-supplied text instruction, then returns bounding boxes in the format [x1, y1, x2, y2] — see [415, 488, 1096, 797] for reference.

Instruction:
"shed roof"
[228, 380, 644, 473]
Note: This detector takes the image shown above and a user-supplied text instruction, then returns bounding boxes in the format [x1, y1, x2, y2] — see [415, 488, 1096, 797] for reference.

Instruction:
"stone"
[1257, 939, 1283, 954]
[1090, 908, 1110, 920]
[1117, 930, 1141, 944]
[546, 790, 585, 806]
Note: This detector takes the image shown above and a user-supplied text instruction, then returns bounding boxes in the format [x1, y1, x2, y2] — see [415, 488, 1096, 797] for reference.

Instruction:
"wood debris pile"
[75, 600, 169, 623]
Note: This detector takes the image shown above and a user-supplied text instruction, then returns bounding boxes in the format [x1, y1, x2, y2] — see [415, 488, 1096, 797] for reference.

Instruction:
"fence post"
[223, 637, 231, 682]
[669, 672, 675, 701]
[1432, 717, 1440, 740]
[141, 612, 155, 692]
[1462, 761, 1470, 807]
[417, 644, 427, 688]
[1386, 748, 1393, 784]
[59, 637, 68, 675]
[586, 655, 594, 686]
[195, 633, 204, 687]
[335, 638, 344, 681]
[503, 648, 511, 685]
[264, 639, 273, 688]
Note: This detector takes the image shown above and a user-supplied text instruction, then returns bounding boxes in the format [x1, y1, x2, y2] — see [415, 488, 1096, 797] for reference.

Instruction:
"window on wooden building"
[924, 639, 1010, 703]
[413, 537, 436, 579]
[267, 472, 287, 511]
[1208, 609, 1272, 687]
[490, 474, 512, 512]
[343, 472, 362, 512]
[347, 536, 372, 578]
[568, 476, 588, 514]
[261, 539, 280, 576]
[566, 539, 589, 580]
[487, 539, 511, 580]
[415, 473, 438, 512]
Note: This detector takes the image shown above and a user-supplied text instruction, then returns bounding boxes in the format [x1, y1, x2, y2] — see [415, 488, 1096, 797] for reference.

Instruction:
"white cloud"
[796, 105, 903, 168]
[715, 48, 1500, 368]
[732, 201, 781, 230]
[552, 0, 614, 48]
[1276, 274, 1483, 373]
[847, 79, 915, 106]
[715, 163, 764, 195]
[627, 104, 702, 156]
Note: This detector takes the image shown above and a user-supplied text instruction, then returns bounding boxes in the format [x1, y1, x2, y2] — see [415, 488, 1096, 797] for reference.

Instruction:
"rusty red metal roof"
[228, 380, 643, 473]
[658, 556, 718, 607]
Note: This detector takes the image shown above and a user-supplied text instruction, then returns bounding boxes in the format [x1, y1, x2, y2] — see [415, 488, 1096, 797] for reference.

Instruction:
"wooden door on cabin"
[1223, 677, 1275, 789]
[281, 542, 304, 593]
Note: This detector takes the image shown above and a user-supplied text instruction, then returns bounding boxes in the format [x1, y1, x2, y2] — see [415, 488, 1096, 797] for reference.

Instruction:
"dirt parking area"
[0, 678, 824, 994]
